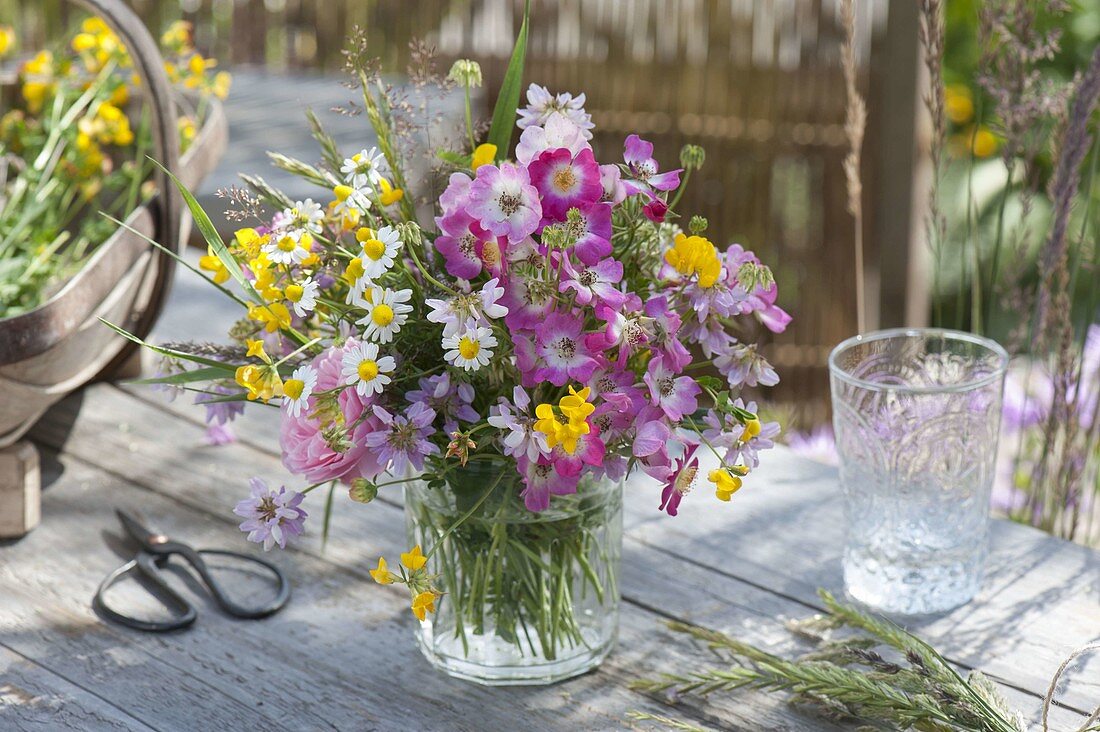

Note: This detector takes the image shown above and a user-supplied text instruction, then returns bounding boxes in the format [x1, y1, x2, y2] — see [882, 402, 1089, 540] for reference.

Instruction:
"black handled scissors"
[94, 509, 291, 632]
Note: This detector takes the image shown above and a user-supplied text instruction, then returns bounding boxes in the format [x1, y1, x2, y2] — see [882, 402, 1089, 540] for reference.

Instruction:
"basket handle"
[69, 0, 182, 357]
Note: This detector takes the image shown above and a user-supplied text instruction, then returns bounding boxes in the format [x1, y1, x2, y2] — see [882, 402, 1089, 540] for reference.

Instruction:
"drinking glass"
[829, 328, 1008, 615]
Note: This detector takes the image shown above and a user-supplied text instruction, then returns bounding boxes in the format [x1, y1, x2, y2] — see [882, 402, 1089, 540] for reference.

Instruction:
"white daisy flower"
[263, 229, 313, 266]
[442, 319, 497, 372]
[359, 225, 401, 279]
[286, 278, 319, 318]
[340, 340, 395, 397]
[356, 287, 413, 344]
[281, 364, 317, 418]
[282, 199, 324, 234]
[341, 147, 386, 189]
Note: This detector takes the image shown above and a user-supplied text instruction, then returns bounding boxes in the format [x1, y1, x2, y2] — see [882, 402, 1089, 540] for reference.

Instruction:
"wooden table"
[2, 263, 1098, 730]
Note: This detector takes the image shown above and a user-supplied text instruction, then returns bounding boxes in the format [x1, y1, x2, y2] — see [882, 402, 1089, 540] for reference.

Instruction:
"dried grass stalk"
[840, 0, 867, 334]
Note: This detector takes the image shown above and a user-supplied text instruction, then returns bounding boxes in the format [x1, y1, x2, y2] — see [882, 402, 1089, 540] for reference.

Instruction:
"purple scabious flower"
[195, 385, 245, 426]
[518, 455, 580, 512]
[434, 209, 488, 280]
[715, 342, 780, 388]
[502, 274, 557, 331]
[569, 201, 613, 265]
[644, 296, 693, 371]
[599, 164, 626, 205]
[527, 147, 603, 222]
[406, 373, 479, 435]
[533, 310, 600, 386]
[559, 256, 626, 309]
[644, 357, 700, 421]
[516, 84, 595, 138]
[233, 477, 308, 551]
[365, 403, 440, 474]
[468, 162, 542, 243]
[622, 134, 682, 197]
[659, 443, 699, 517]
[487, 386, 549, 462]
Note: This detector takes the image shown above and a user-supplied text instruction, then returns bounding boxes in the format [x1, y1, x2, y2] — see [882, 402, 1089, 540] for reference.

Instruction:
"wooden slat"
[0, 645, 154, 731]
[23, 384, 1093, 728]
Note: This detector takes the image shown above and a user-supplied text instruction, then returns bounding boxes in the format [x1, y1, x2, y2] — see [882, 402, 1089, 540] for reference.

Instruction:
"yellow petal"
[401, 545, 427, 571]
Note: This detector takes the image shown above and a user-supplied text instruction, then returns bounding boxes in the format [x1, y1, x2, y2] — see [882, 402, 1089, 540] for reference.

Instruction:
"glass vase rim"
[828, 327, 1009, 395]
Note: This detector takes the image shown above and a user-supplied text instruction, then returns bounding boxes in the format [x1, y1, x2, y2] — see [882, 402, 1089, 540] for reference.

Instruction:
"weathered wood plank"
[4, 443, 839, 731]
[106, 380, 1100, 716]
[27, 384, 1092, 728]
[0, 645, 154, 731]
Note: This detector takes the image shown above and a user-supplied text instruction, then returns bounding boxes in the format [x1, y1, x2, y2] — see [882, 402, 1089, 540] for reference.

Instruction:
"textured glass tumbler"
[829, 329, 1008, 615]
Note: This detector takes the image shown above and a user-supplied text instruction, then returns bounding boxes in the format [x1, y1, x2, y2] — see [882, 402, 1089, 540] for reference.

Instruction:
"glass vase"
[404, 462, 622, 685]
[829, 328, 1008, 615]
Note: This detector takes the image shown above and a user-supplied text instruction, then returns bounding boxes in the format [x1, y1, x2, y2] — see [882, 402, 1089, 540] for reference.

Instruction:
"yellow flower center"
[277, 235, 297, 252]
[358, 359, 379, 382]
[283, 379, 305, 400]
[458, 336, 480, 360]
[371, 303, 395, 327]
[285, 284, 304, 302]
[553, 166, 577, 191]
[363, 238, 387, 261]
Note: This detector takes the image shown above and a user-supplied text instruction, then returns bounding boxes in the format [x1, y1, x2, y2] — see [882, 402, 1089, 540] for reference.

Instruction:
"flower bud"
[448, 59, 483, 88]
[397, 221, 422, 248]
[689, 215, 708, 235]
[680, 144, 705, 171]
[349, 478, 378, 504]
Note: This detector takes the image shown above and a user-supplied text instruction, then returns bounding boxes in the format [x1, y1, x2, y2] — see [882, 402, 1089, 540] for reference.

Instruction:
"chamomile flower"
[343, 257, 371, 305]
[442, 319, 497, 371]
[341, 147, 385, 189]
[357, 225, 401, 279]
[281, 364, 317, 418]
[357, 287, 413, 344]
[341, 340, 395, 397]
[263, 229, 313, 266]
[281, 199, 324, 234]
[285, 278, 319, 318]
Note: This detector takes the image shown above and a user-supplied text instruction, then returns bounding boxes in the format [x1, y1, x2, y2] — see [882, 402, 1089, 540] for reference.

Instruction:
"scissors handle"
[173, 546, 291, 620]
[94, 552, 197, 632]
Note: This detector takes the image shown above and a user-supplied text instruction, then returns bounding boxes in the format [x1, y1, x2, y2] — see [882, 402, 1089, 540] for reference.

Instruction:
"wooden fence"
[3, 0, 925, 427]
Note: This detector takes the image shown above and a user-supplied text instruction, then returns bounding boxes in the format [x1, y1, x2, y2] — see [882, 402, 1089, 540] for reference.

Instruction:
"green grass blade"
[99, 318, 237, 371]
[130, 366, 236, 386]
[486, 0, 531, 156]
[149, 158, 262, 304]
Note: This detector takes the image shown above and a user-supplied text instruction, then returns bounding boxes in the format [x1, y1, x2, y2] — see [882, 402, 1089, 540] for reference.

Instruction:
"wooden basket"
[0, 0, 227, 536]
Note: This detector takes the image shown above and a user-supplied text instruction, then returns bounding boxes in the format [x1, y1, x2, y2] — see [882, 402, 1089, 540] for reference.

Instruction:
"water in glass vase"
[404, 462, 622, 685]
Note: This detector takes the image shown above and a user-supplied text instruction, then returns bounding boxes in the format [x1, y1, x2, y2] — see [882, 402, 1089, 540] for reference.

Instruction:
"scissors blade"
[116, 509, 166, 551]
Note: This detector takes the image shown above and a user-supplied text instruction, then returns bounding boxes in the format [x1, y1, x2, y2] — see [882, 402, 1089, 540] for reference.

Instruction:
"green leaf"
[486, 0, 531, 157]
[99, 319, 237, 371]
[321, 482, 337, 552]
[695, 375, 724, 392]
[149, 158, 263, 304]
[130, 366, 235, 386]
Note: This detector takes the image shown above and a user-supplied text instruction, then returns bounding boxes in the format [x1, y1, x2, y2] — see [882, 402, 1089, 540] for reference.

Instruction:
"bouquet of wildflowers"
[0, 18, 227, 315]
[125, 20, 788, 677]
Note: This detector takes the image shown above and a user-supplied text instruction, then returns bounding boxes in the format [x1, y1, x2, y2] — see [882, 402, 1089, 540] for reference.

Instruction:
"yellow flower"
[234, 228, 265, 259]
[0, 25, 16, 57]
[969, 126, 998, 159]
[665, 233, 721, 288]
[533, 386, 594, 455]
[245, 338, 268, 360]
[740, 417, 762, 442]
[211, 70, 232, 100]
[248, 302, 292, 333]
[378, 178, 404, 206]
[558, 385, 595, 423]
[944, 84, 974, 125]
[411, 591, 437, 621]
[178, 116, 197, 146]
[160, 21, 193, 53]
[198, 246, 229, 284]
[234, 363, 283, 402]
[369, 557, 396, 585]
[471, 143, 497, 171]
[343, 257, 365, 284]
[708, 468, 743, 502]
[400, 545, 427, 572]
